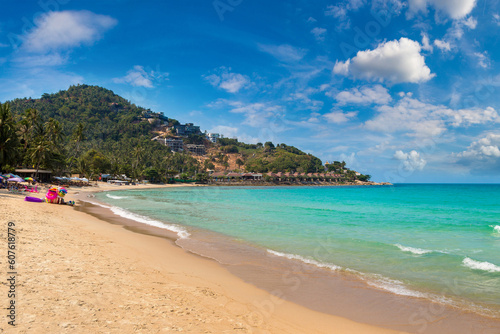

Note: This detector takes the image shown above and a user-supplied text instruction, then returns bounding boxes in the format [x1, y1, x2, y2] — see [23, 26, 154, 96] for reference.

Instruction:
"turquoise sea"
[95, 184, 500, 317]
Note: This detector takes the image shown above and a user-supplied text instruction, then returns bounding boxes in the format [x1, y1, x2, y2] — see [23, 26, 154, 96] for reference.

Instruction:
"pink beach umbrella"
[7, 177, 24, 182]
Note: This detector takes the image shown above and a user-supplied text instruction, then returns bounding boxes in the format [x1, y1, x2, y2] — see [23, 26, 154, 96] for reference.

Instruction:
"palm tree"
[28, 135, 51, 179]
[132, 145, 144, 180]
[0, 103, 20, 170]
[72, 122, 86, 155]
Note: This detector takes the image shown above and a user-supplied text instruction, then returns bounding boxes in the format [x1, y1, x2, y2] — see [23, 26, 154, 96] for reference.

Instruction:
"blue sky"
[1, 0, 500, 182]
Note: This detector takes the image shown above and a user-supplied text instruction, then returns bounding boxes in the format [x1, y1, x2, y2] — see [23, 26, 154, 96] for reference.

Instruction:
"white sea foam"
[85, 200, 112, 209]
[394, 243, 432, 255]
[364, 275, 426, 298]
[106, 194, 128, 199]
[494, 225, 500, 233]
[109, 206, 190, 239]
[462, 257, 500, 273]
[267, 249, 341, 271]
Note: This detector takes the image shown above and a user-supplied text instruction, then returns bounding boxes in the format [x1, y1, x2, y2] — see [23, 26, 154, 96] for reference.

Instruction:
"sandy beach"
[0, 183, 403, 333]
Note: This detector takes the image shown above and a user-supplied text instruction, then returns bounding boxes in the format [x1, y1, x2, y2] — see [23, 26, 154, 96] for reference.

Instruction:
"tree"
[358, 174, 371, 182]
[0, 103, 20, 170]
[81, 149, 111, 179]
[45, 118, 63, 149]
[235, 158, 244, 169]
[144, 167, 159, 183]
[28, 135, 51, 179]
[72, 122, 86, 155]
[264, 141, 275, 151]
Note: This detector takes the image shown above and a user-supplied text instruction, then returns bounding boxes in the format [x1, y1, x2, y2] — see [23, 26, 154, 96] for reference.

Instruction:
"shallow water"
[96, 184, 500, 318]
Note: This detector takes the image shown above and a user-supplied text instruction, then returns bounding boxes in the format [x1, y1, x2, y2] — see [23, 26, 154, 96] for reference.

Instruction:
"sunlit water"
[96, 184, 500, 317]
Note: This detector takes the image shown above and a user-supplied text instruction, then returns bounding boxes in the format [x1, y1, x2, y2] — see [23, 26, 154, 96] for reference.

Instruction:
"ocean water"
[95, 184, 500, 317]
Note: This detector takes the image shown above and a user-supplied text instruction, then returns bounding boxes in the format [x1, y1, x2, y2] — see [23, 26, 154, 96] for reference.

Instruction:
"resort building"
[152, 136, 185, 153]
[172, 123, 202, 136]
[165, 138, 185, 152]
[185, 144, 206, 156]
[206, 132, 222, 143]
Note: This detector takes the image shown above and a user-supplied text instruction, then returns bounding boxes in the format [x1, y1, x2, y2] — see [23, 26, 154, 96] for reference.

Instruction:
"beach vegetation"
[4, 85, 369, 183]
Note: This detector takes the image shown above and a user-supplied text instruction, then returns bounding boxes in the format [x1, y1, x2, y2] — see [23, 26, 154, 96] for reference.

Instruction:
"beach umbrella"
[81, 178, 89, 182]
[24, 177, 34, 182]
[7, 177, 24, 182]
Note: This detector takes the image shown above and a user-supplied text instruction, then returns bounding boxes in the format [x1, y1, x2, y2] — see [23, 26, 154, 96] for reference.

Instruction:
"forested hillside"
[0, 84, 366, 182]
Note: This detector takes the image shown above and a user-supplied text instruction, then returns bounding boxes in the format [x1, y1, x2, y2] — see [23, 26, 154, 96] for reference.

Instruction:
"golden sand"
[0, 184, 402, 333]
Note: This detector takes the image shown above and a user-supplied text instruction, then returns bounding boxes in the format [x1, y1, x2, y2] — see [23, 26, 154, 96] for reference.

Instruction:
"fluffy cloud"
[364, 97, 498, 138]
[440, 106, 499, 126]
[325, 0, 366, 30]
[324, 111, 358, 124]
[22, 10, 117, 53]
[394, 150, 427, 171]
[333, 38, 435, 84]
[456, 134, 500, 159]
[434, 39, 451, 52]
[258, 44, 307, 63]
[335, 85, 392, 105]
[204, 67, 251, 93]
[113, 65, 168, 88]
[408, 0, 477, 20]
[454, 134, 500, 174]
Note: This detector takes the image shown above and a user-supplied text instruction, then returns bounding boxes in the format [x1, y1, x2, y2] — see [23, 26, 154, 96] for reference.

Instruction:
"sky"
[1, 0, 500, 183]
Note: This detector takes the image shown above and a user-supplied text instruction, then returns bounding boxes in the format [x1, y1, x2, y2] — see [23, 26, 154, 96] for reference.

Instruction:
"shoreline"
[79, 184, 500, 333]
[0, 185, 401, 333]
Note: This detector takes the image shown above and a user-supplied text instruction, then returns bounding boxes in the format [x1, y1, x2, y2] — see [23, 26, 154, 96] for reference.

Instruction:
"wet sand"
[0, 184, 403, 333]
[78, 189, 500, 334]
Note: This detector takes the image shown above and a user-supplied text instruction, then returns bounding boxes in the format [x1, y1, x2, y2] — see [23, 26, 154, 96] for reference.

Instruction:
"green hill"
[1, 84, 367, 182]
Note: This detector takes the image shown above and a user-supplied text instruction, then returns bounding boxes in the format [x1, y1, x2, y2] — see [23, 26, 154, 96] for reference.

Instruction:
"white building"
[206, 132, 223, 143]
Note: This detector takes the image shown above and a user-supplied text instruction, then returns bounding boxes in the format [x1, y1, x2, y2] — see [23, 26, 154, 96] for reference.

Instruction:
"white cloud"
[474, 52, 490, 69]
[421, 33, 433, 52]
[324, 111, 358, 124]
[113, 65, 168, 88]
[457, 134, 500, 159]
[209, 125, 239, 138]
[441, 106, 499, 126]
[462, 16, 477, 29]
[204, 67, 251, 93]
[432, 16, 478, 52]
[210, 99, 285, 128]
[335, 85, 392, 105]
[22, 10, 117, 53]
[407, 0, 477, 20]
[454, 133, 500, 174]
[311, 27, 327, 42]
[325, 0, 366, 30]
[325, 5, 349, 19]
[394, 150, 427, 171]
[494, 13, 500, 26]
[333, 38, 435, 84]
[434, 39, 451, 52]
[286, 89, 324, 112]
[258, 44, 307, 63]
[364, 97, 498, 138]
